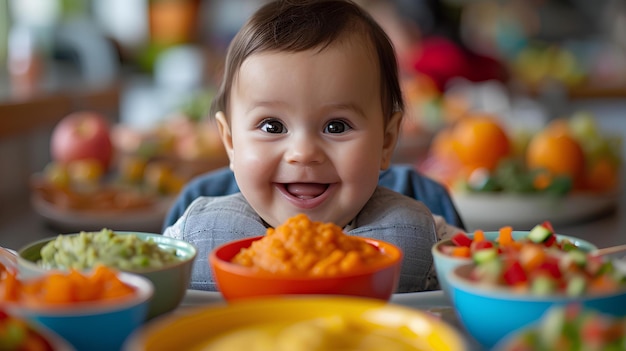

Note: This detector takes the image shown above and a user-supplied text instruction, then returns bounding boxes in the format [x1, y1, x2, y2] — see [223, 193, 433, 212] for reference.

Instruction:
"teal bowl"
[431, 231, 597, 301]
[448, 263, 626, 349]
[16, 231, 197, 319]
[7, 272, 153, 351]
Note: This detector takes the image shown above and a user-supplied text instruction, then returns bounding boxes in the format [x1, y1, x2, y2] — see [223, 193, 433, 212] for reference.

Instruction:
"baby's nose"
[284, 135, 326, 165]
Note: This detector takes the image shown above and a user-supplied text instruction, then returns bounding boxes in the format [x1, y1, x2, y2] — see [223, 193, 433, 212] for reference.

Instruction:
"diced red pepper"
[543, 234, 557, 247]
[581, 315, 606, 344]
[471, 240, 494, 252]
[564, 303, 582, 322]
[541, 221, 555, 234]
[535, 260, 562, 280]
[451, 232, 473, 247]
[503, 261, 528, 285]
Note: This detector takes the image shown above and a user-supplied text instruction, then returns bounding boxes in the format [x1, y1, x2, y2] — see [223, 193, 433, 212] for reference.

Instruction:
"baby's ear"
[215, 112, 234, 168]
[380, 111, 402, 170]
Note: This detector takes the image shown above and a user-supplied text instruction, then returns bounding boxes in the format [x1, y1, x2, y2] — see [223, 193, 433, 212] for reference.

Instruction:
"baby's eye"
[259, 119, 287, 134]
[324, 120, 351, 134]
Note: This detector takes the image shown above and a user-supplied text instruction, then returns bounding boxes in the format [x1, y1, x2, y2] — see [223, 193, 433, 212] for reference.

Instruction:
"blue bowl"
[448, 263, 626, 349]
[432, 231, 597, 302]
[8, 272, 153, 351]
[17, 231, 196, 319]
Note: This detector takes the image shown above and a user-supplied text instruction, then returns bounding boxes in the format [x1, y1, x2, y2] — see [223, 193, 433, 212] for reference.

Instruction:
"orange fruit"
[585, 157, 619, 192]
[430, 128, 457, 161]
[526, 128, 586, 188]
[544, 118, 571, 135]
[450, 115, 511, 171]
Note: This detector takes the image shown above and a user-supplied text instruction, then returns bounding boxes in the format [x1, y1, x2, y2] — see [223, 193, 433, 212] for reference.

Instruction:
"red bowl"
[209, 236, 403, 301]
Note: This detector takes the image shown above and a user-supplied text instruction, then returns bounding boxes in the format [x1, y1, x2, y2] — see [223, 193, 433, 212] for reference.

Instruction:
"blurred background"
[1, 0, 625, 241]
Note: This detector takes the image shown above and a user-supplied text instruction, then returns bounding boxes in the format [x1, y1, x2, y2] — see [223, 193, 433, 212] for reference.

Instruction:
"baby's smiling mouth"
[284, 183, 329, 199]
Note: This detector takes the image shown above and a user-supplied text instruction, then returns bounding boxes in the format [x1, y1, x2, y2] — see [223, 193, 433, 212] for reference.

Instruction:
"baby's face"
[217, 38, 400, 228]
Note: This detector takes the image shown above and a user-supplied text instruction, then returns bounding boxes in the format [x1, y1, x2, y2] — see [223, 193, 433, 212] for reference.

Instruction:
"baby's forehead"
[238, 32, 378, 71]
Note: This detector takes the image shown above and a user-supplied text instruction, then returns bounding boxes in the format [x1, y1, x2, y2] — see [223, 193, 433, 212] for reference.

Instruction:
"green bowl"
[17, 232, 197, 320]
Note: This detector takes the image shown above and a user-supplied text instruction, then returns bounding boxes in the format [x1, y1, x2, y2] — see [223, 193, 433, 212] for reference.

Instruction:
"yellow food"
[191, 315, 423, 351]
[232, 214, 392, 276]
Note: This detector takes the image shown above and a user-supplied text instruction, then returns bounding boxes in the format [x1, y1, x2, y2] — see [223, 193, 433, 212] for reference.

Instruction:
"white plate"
[30, 192, 173, 233]
[452, 191, 620, 231]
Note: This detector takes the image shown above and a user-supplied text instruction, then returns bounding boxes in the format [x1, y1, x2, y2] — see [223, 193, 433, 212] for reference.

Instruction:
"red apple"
[50, 111, 114, 171]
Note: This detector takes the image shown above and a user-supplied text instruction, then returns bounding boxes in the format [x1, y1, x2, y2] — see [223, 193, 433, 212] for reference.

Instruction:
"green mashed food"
[38, 228, 181, 271]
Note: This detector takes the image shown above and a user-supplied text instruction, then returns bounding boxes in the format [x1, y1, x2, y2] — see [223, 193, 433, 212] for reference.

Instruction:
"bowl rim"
[17, 231, 197, 274]
[447, 262, 626, 301]
[5, 272, 154, 316]
[432, 231, 598, 262]
[123, 295, 469, 351]
[4, 315, 77, 351]
[209, 235, 404, 281]
[491, 305, 626, 351]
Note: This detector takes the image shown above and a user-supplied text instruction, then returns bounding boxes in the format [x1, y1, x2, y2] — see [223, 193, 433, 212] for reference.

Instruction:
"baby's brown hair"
[211, 0, 404, 126]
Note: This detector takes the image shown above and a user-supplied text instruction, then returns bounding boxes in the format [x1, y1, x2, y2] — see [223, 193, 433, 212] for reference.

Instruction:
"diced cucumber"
[566, 250, 587, 267]
[539, 306, 566, 347]
[472, 247, 498, 264]
[566, 274, 587, 296]
[473, 259, 502, 283]
[560, 240, 578, 252]
[528, 224, 553, 243]
[596, 261, 615, 276]
[531, 275, 557, 295]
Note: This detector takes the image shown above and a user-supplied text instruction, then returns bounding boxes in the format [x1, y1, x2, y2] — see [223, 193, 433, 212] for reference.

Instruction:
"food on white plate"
[50, 110, 114, 173]
[420, 111, 622, 195]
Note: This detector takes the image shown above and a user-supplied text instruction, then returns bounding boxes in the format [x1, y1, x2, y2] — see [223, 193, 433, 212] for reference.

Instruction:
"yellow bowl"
[123, 296, 469, 351]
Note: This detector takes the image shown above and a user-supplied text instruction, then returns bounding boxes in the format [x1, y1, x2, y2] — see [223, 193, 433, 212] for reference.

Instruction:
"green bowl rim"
[17, 231, 197, 274]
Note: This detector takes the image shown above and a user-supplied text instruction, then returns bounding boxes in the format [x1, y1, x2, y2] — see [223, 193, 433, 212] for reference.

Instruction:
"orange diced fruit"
[2, 271, 20, 302]
[473, 230, 486, 242]
[498, 226, 514, 246]
[518, 244, 547, 271]
[42, 273, 73, 304]
[451, 246, 471, 258]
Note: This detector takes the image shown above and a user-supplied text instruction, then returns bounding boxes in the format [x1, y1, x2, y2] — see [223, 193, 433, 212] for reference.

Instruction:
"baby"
[164, 0, 462, 292]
